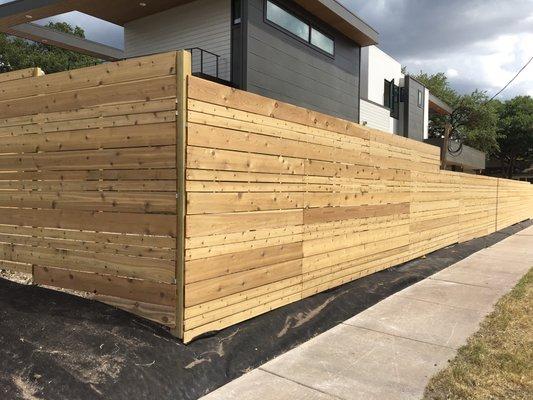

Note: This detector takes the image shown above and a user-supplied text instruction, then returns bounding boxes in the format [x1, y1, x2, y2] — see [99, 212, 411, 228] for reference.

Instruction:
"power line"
[485, 55, 533, 104]
[444, 55, 532, 160]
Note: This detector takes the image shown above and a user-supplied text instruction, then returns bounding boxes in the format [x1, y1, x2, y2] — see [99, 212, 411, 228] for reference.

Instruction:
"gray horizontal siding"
[405, 77, 425, 142]
[124, 0, 231, 80]
[245, 0, 360, 122]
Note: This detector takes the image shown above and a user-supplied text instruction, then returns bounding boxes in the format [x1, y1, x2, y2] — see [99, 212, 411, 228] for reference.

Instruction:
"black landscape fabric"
[0, 220, 530, 400]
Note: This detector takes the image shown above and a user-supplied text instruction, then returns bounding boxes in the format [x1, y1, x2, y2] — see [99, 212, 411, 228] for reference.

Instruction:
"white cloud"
[403, 32, 533, 98]
[446, 68, 459, 78]
[341, 0, 533, 99]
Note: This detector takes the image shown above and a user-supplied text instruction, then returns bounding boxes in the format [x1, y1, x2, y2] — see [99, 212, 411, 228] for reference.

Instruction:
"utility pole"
[441, 123, 452, 170]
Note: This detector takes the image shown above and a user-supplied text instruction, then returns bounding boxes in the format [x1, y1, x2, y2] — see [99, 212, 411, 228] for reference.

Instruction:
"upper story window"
[266, 1, 309, 41]
[384, 79, 400, 119]
[311, 28, 334, 56]
[417, 89, 424, 108]
[265, 0, 335, 56]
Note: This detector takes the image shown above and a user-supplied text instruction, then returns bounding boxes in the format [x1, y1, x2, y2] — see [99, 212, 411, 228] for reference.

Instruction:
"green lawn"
[423, 268, 533, 400]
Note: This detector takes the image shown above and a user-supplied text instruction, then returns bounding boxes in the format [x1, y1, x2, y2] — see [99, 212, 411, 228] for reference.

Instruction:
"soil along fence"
[0, 51, 532, 343]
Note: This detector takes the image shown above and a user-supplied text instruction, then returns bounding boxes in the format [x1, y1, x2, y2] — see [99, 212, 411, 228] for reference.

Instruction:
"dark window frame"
[264, 0, 336, 58]
[384, 79, 392, 108]
[384, 79, 400, 119]
[232, 0, 242, 25]
[417, 89, 424, 108]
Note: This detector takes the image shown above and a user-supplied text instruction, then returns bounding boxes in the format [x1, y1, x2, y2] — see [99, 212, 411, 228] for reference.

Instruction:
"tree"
[414, 72, 501, 156]
[413, 72, 458, 106]
[0, 22, 101, 74]
[449, 91, 501, 155]
[496, 96, 533, 178]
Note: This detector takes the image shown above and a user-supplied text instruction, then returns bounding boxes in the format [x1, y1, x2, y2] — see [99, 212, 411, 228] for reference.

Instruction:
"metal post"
[441, 123, 452, 170]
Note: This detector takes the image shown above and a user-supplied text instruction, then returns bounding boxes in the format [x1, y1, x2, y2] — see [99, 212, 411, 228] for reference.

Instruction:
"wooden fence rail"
[1, 51, 532, 343]
[181, 66, 533, 342]
[0, 52, 179, 328]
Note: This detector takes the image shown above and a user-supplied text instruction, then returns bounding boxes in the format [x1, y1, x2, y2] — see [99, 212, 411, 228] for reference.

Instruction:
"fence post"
[495, 178, 500, 232]
[173, 50, 191, 339]
[441, 123, 451, 170]
[33, 67, 45, 77]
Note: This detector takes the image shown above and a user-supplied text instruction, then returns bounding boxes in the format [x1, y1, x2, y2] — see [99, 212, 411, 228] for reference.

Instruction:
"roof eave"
[429, 93, 453, 115]
[293, 0, 379, 46]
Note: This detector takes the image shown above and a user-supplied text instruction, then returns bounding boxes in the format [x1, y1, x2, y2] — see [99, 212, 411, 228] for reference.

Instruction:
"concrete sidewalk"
[202, 225, 533, 400]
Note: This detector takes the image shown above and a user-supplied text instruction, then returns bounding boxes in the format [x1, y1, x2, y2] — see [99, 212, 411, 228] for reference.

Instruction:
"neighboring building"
[359, 46, 406, 135]
[359, 46, 486, 172]
[359, 46, 431, 141]
[0, 0, 378, 122]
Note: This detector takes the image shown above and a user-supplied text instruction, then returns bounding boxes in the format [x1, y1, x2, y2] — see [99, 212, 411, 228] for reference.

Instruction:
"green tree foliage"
[414, 72, 458, 105]
[414, 72, 500, 155]
[451, 91, 501, 155]
[496, 96, 533, 178]
[0, 22, 101, 74]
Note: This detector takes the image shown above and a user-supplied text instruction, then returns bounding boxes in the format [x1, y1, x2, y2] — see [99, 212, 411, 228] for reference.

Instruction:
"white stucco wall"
[124, 0, 231, 80]
[360, 46, 403, 106]
[423, 88, 430, 139]
[360, 46, 404, 134]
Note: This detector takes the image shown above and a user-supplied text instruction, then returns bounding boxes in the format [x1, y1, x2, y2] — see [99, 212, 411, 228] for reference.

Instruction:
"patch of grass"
[423, 268, 533, 400]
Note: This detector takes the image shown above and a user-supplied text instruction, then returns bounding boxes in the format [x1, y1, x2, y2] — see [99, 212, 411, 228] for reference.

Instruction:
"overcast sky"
[3, 0, 532, 99]
[340, 0, 533, 98]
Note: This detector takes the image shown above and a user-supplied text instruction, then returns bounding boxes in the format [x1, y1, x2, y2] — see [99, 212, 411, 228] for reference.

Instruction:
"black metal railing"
[187, 47, 225, 82]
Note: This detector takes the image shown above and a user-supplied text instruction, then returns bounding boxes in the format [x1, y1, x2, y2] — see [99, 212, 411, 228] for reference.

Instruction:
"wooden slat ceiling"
[77, 0, 196, 25]
[0, 0, 76, 30]
[0, 0, 195, 30]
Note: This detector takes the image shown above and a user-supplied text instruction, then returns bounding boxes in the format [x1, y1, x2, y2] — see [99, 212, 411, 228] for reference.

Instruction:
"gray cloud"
[341, 0, 533, 57]
[341, 0, 533, 97]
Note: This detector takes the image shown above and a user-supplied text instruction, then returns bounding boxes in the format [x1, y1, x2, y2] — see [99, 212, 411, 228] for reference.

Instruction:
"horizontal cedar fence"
[1, 51, 532, 343]
[183, 72, 533, 342]
[0, 52, 180, 329]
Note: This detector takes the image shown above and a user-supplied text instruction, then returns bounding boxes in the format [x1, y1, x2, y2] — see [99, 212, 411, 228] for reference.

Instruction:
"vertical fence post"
[33, 67, 45, 77]
[441, 123, 451, 170]
[173, 50, 191, 339]
[495, 178, 500, 232]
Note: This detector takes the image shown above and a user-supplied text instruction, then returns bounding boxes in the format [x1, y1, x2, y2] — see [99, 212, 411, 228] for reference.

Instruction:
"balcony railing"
[186, 47, 231, 86]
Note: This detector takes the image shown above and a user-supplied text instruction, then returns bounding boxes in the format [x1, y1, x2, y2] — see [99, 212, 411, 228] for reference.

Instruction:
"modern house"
[0, 0, 484, 171]
[0, 0, 378, 123]
[359, 45, 486, 172]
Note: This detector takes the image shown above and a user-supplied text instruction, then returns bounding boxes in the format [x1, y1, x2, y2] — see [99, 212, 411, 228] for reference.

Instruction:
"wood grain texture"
[182, 76, 533, 342]
[0, 53, 179, 329]
[2, 57, 532, 343]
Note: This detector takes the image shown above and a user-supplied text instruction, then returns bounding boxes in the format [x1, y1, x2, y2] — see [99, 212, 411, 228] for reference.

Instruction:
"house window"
[266, 1, 309, 41]
[384, 79, 400, 119]
[311, 28, 334, 55]
[265, 0, 335, 56]
[384, 79, 392, 108]
[417, 89, 424, 108]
